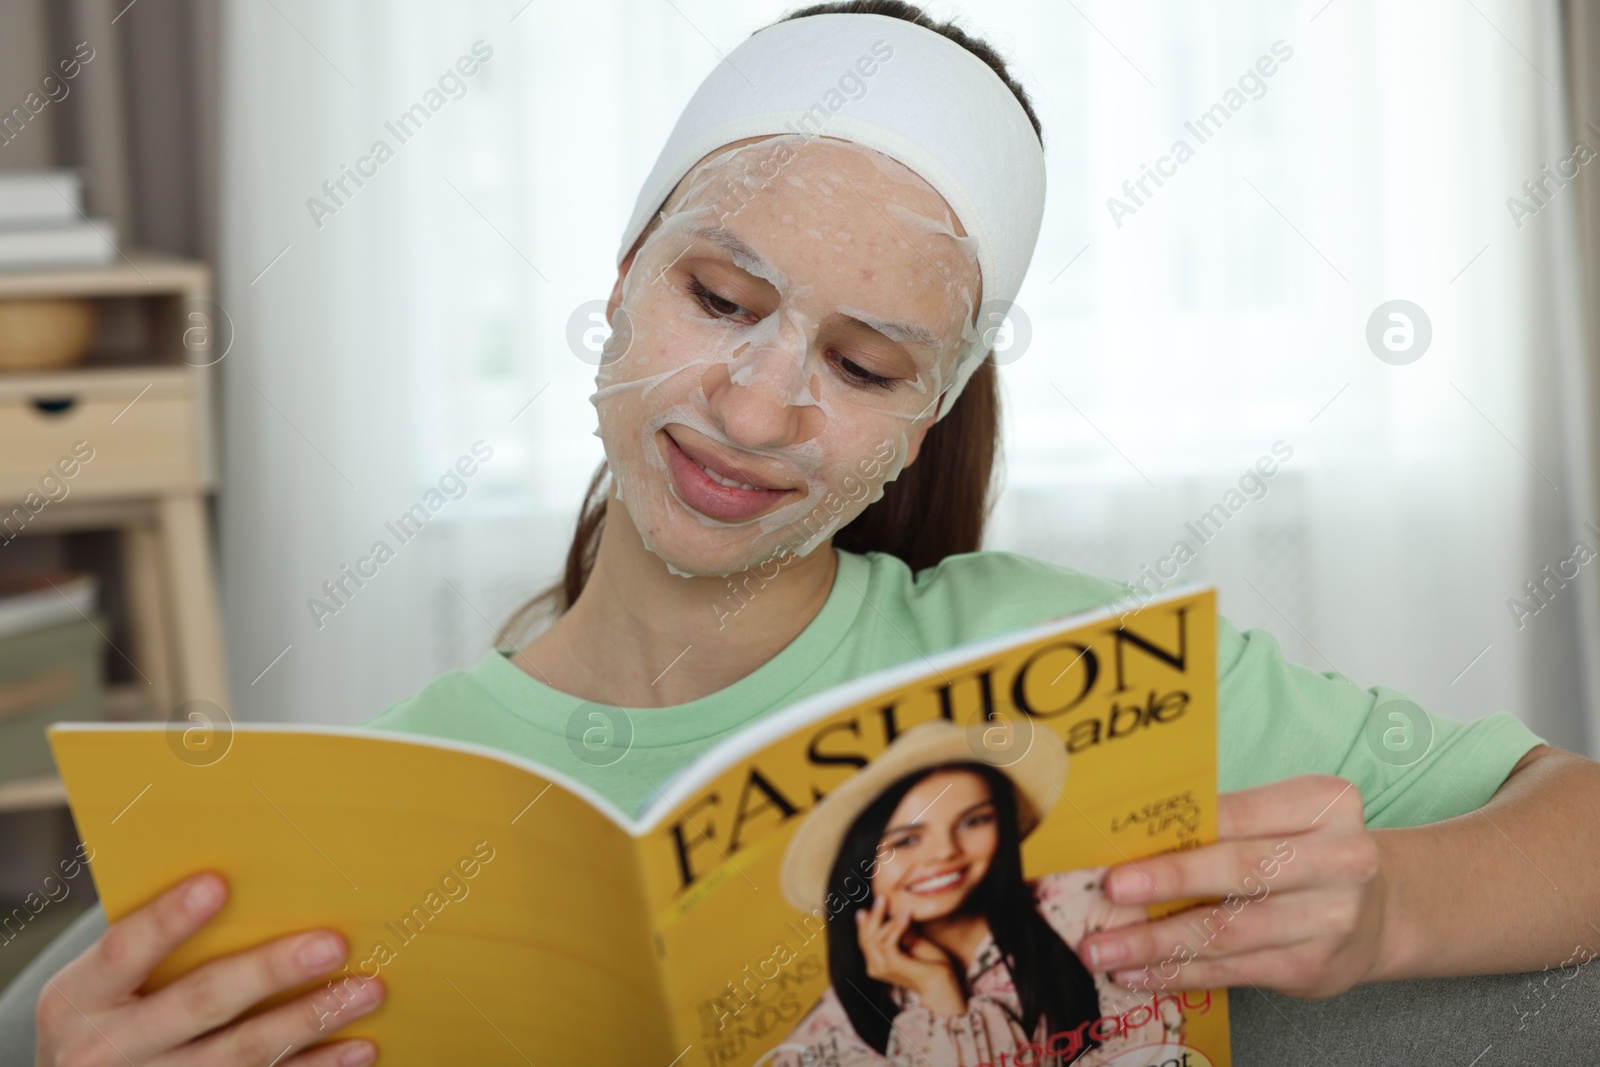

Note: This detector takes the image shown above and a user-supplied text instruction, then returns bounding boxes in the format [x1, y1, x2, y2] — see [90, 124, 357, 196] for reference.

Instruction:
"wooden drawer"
[0, 368, 205, 501]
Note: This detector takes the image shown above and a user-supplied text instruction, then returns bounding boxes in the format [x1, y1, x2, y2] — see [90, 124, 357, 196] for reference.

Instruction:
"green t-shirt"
[361, 548, 1544, 821]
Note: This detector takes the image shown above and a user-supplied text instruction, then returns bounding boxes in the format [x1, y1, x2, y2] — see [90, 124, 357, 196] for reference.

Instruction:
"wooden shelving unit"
[0, 776, 68, 813]
[0, 251, 228, 810]
[0, 685, 152, 815]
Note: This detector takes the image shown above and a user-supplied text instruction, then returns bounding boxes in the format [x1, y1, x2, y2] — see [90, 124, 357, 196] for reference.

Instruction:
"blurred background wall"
[0, 0, 218, 261]
[2, 0, 1597, 754]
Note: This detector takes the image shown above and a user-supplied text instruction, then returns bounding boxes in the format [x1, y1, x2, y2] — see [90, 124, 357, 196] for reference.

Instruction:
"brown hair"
[507, 0, 1041, 634]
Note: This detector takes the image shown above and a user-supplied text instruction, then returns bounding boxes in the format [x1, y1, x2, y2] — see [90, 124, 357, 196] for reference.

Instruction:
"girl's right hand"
[34, 872, 384, 1066]
[855, 895, 965, 1016]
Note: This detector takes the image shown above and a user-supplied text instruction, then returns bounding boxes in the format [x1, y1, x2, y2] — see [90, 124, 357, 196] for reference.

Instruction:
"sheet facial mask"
[615, 13, 1047, 419]
[589, 135, 983, 578]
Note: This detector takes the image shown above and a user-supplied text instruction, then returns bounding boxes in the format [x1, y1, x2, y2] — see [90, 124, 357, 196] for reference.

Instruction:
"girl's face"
[870, 768, 1000, 923]
[592, 134, 983, 577]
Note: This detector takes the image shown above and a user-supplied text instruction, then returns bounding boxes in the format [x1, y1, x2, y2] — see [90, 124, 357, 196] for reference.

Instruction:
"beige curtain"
[1564, 0, 1600, 750]
[0, 0, 218, 263]
[1569, 2, 1600, 460]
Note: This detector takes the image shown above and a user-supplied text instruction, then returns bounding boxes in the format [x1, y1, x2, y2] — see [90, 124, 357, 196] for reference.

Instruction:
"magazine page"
[636, 587, 1229, 1067]
[47, 723, 674, 1064]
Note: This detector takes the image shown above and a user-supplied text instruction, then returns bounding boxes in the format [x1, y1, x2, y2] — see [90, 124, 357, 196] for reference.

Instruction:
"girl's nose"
[928, 826, 962, 860]
[701, 344, 825, 450]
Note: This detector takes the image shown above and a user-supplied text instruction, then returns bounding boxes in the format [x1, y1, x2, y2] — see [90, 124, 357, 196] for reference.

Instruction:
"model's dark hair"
[825, 762, 1105, 1057]
[507, 1, 1038, 633]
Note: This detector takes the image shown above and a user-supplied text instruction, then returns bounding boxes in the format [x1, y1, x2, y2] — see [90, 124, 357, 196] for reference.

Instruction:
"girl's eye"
[962, 811, 995, 830]
[833, 352, 898, 392]
[688, 276, 900, 393]
[686, 277, 753, 321]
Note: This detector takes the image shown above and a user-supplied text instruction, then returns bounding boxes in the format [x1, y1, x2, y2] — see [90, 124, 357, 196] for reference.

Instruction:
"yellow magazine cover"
[48, 584, 1227, 1066]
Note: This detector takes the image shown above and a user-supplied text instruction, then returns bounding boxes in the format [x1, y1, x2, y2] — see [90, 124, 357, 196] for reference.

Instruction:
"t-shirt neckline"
[465, 548, 874, 748]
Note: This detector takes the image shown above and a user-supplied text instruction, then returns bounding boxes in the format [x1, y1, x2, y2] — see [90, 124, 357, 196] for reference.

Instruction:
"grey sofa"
[4, 903, 1598, 1063]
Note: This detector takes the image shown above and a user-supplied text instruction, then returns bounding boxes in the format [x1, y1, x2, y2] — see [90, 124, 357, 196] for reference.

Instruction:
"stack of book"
[0, 169, 117, 270]
[0, 571, 105, 783]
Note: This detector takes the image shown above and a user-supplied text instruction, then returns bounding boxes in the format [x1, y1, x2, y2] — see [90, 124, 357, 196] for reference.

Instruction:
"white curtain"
[217, 0, 1599, 756]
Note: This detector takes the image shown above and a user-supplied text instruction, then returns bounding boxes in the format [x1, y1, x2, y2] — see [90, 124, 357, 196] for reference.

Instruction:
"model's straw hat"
[778, 720, 1067, 913]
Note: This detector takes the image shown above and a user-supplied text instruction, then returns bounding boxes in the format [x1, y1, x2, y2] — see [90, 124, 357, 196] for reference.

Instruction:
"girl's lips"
[662, 431, 797, 523]
[906, 867, 968, 896]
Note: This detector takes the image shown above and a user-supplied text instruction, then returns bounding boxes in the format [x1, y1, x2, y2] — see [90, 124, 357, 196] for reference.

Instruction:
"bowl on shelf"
[0, 298, 99, 373]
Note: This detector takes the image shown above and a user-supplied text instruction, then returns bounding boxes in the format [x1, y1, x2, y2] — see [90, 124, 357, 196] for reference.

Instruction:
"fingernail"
[1108, 869, 1148, 902]
[345, 978, 384, 1009]
[1115, 968, 1149, 989]
[1087, 939, 1126, 968]
[184, 875, 221, 914]
[338, 1041, 377, 1067]
[297, 934, 344, 971]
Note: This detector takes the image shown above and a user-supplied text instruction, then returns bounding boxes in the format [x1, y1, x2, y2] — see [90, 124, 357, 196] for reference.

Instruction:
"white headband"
[616, 11, 1047, 420]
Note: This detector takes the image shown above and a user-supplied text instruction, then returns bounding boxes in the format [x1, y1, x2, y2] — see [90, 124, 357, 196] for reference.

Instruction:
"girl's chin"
[890, 895, 960, 923]
[638, 527, 788, 580]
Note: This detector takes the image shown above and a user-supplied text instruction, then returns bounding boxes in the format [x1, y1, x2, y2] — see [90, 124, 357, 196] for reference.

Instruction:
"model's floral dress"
[771, 867, 1186, 1066]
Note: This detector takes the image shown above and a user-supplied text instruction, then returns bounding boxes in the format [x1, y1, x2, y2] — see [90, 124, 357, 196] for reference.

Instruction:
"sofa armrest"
[0, 902, 106, 1063]
[1230, 958, 1600, 1064]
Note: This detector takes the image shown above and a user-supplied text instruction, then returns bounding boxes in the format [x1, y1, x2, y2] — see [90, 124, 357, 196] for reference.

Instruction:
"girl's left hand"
[1075, 775, 1390, 999]
[856, 895, 967, 1014]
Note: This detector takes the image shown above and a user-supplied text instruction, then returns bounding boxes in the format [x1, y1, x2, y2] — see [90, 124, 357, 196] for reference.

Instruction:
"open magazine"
[49, 584, 1229, 1066]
